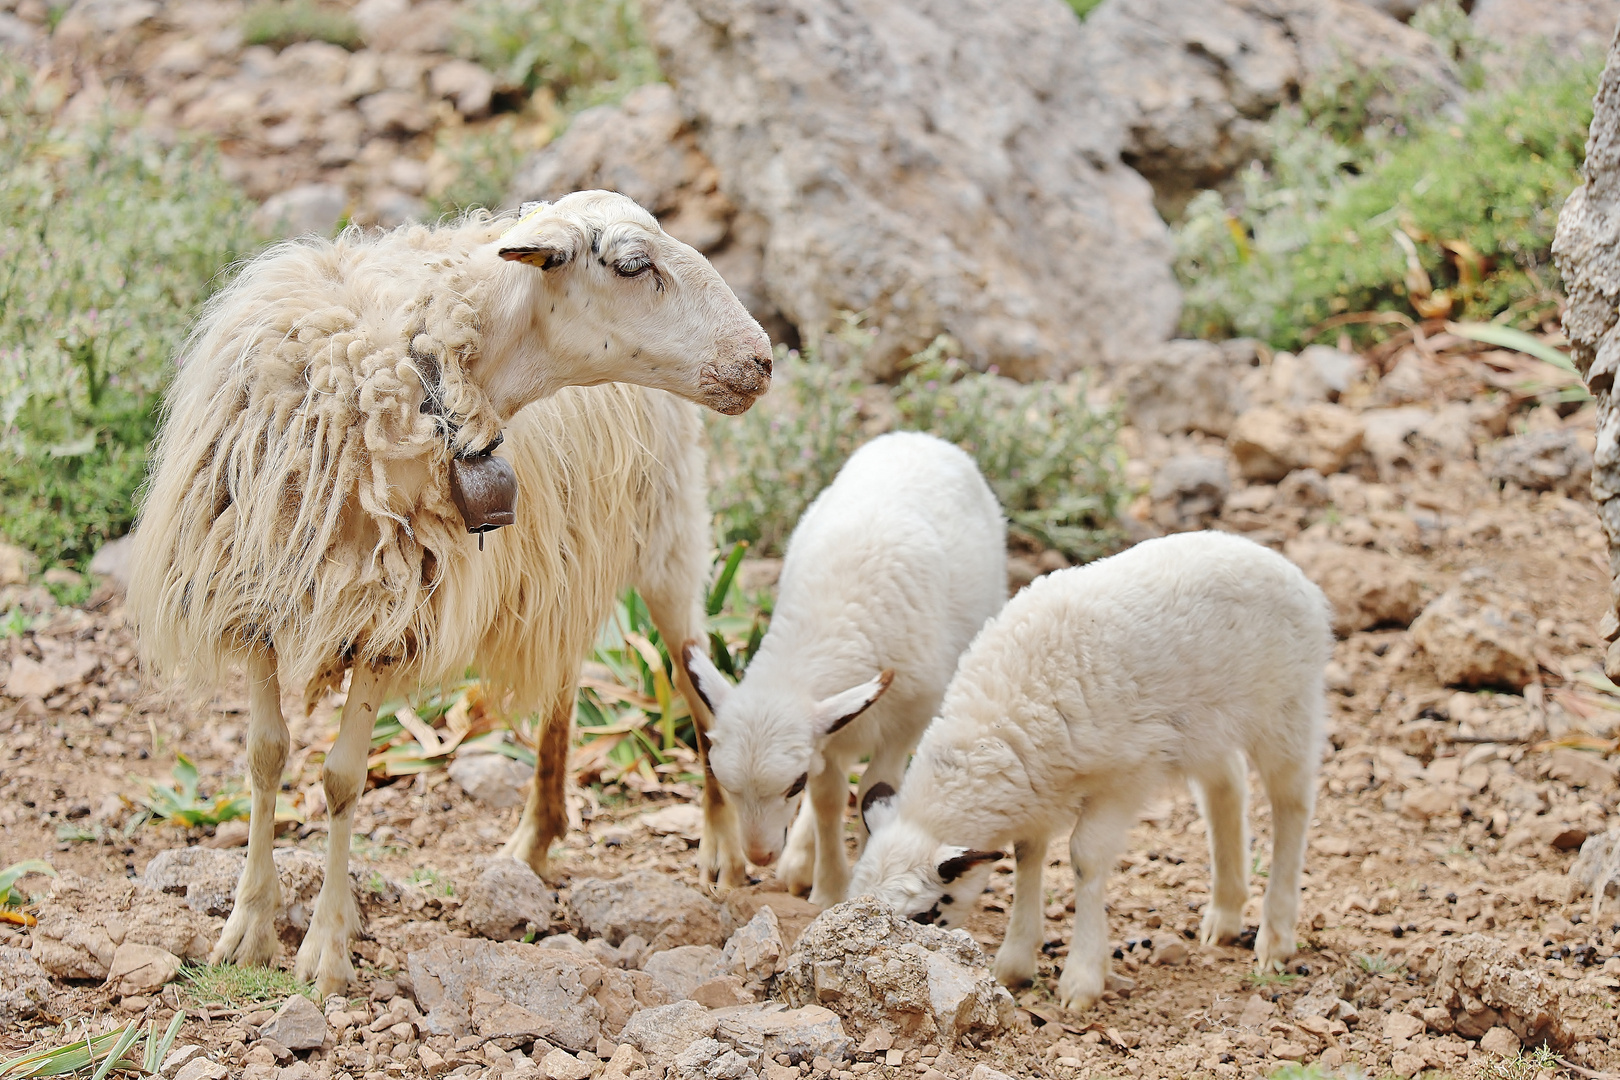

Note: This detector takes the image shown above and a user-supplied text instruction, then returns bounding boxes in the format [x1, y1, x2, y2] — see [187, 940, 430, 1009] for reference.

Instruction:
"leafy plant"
[0, 606, 31, 638]
[0, 63, 258, 570]
[406, 867, 456, 897]
[240, 0, 361, 50]
[1354, 952, 1402, 976]
[1175, 58, 1600, 349]
[179, 963, 317, 1007]
[1064, 0, 1105, 19]
[0, 859, 55, 926]
[132, 754, 250, 828]
[0, 1011, 184, 1079]
[427, 114, 544, 216]
[1244, 968, 1299, 988]
[1475, 1047, 1562, 1080]
[454, 0, 658, 108]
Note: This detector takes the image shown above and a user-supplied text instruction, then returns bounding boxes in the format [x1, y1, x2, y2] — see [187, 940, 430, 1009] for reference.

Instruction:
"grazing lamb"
[128, 191, 770, 995]
[851, 531, 1329, 1011]
[681, 432, 1006, 906]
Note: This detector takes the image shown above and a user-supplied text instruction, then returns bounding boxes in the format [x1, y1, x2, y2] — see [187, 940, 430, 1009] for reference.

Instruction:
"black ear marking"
[679, 641, 717, 714]
[824, 669, 895, 736]
[937, 849, 1004, 883]
[860, 781, 896, 831]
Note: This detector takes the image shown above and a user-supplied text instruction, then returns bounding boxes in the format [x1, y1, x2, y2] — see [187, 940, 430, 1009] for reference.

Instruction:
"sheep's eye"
[614, 256, 651, 277]
[785, 773, 807, 798]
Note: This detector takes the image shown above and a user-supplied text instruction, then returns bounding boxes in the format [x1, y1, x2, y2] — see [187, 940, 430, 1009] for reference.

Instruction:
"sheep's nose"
[748, 848, 777, 867]
[752, 354, 772, 378]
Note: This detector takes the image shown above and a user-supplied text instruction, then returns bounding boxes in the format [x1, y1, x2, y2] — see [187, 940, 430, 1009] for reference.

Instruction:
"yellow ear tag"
[497, 202, 551, 247]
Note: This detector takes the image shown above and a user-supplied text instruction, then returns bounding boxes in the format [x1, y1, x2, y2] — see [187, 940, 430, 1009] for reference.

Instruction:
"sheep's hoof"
[992, 949, 1036, 989]
[210, 902, 279, 967]
[1254, 925, 1296, 972]
[1199, 905, 1243, 947]
[294, 926, 356, 998]
[1056, 963, 1105, 1013]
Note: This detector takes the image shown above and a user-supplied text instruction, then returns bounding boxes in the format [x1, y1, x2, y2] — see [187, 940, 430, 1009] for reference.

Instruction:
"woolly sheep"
[128, 192, 770, 995]
[681, 432, 1006, 905]
[851, 531, 1329, 1011]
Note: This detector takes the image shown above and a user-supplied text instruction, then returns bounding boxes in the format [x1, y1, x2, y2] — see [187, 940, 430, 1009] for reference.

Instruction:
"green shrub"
[704, 331, 1130, 561]
[1066, 0, 1105, 19]
[240, 0, 361, 51]
[0, 64, 258, 569]
[428, 114, 539, 216]
[454, 0, 659, 108]
[1175, 57, 1599, 350]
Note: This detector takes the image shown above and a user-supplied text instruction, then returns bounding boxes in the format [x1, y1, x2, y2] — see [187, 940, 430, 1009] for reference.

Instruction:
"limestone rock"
[447, 752, 531, 808]
[1229, 404, 1364, 481]
[428, 59, 496, 119]
[408, 938, 608, 1049]
[253, 184, 346, 239]
[260, 993, 327, 1051]
[569, 870, 725, 952]
[1432, 935, 1568, 1048]
[1483, 430, 1593, 494]
[1569, 828, 1620, 905]
[642, 0, 1180, 379]
[541, 1048, 595, 1080]
[0, 945, 52, 1023]
[779, 897, 1013, 1044]
[461, 858, 555, 942]
[1473, 0, 1619, 71]
[104, 942, 182, 996]
[1150, 454, 1231, 533]
[1284, 540, 1423, 635]
[88, 534, 134, 590]
[593, 967, 672, 1036]
[670, 1037, 751, 1080]
[642, 944, 723, 1000]
[1410, 584, 1538, 691]
[716, 907, 785, 986]
[720, 889, 821, 950]
[1122, 339, 1252, 437]
[691, 976, 756, 1008]
[712, 1002, 852, 1065]
[618, 999, 718, 1063]
[1077, 0, 1458, 208]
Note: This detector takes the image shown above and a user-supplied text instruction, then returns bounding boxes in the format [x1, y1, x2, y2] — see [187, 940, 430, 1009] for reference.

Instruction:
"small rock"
[643, 944, 723, 1000]
[1480, 1025, 1522, 1057]
[461, 858, 555, 941]
[1570, 828, 1620, 904]
[1151, 940, 1188, 966]
[1122, 339, 1251, 437]
[448, 753, 532, 808]
[370, 189, 426, 229]
[1384, 1012, 1424, 1041]
[640, 803, 704, 841]
[1285, 540, 1423, 636]
[1433, 935, 1568, 1048]
[254, 183, 347, 239]
[570, 870, 725, 952]
[105, 942, 182, 996]
[1150, 454, 1231, 532]
[174, 1060, 230, 1080]
[357, 89, 432, 135]
[260, 994, 328, 1051]
[1400, 786, 1455, 822]
[1542, 749, 1618, 792]
[0, 541, 33, 586]
[202, 820, 250, 849]
[717, 907, 784, 984]
[1270, 1040, 1309, 1061]
[1484, 430, 1592, 494]
[418, 1044, 448, 1077]
[0, 945, 52, 1023]
[86, 535, 133, 590]
[161, 1045, 207, 1078]
[429, 58, 496, 118]
[541, 1048, 595, 1080]
[1411, 584, 1537, 690]
[618, 1000, 717, 1062]
[720, 889, 821, 950]
[1389, 1050, 1427, 1078]
[600, 1043, 647, 1080]
[691, 976, 755, 1008]
[408, 937, 607, 1049]
[714, 1002, 851, 1064]
[1230, 403, 1364, 481]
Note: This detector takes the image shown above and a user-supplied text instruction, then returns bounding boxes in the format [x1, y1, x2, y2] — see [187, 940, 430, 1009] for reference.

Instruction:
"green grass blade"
[706, 540, 748, 617]
[1447, 321, 1579, 374]
[89, 1022, 141, 1080]
[147, 1010, 185, 1072]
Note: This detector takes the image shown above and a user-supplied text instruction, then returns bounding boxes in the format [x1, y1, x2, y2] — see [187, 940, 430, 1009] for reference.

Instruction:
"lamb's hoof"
[499, 831, 551, 881]
[1199, 905, 1243, 947]
[992, 950, 1036, 989]
[210, 905, 279, 967]
[696, 840, 748, 893]
[807, 883, 848, 909]
[294, 927, 356, 999]
[1254, 924, 1296, 971]
[1057, 963, 1105, 1013]
[777, 853, 813, 897]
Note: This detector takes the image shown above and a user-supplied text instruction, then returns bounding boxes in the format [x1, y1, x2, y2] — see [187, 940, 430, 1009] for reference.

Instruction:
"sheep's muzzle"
[704, 354, 774, 415]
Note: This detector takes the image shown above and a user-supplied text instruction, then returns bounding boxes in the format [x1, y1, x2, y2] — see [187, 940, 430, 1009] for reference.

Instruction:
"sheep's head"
[480, 190, 772, 418]
[849, 783, 1002, 929]
[681, 641, 892, 869]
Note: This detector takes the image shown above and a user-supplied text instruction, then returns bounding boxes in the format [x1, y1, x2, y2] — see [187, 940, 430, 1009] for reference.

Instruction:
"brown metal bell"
[448, 451, 517, 548]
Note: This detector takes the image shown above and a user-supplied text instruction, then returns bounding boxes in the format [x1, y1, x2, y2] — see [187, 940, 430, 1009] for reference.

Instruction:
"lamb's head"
[849, 783, 1002, 930]
[681, 642, 892, 869]
[479, 190, 772, 417]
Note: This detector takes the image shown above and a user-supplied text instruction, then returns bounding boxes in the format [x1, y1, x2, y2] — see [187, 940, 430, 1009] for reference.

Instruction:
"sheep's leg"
[806, 758, 852, 906]
[1253, 746, 1315, 971]
[994, 834, 1050, 987]
[1058, 794, 1137, 1012]
[777, 799, 816, 896]
[294, 662, 390, 998]
[503, 692, 574, 879]
[1191, 750, 1249, 948]
[852, 740, 911, 855]
[211, 649, 289, 967]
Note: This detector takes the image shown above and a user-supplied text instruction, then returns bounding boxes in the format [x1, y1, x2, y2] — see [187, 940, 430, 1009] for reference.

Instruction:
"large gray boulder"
[1554, 21, 1620, 677]
[1077, 0, 1460, 210]
[1472, 0, 1619, 72]
[641, 0, 1181, 380]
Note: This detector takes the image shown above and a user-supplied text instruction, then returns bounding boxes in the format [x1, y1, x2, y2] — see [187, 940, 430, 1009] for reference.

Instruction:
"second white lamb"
[682, 431, 1006, 905]
[851, 530, 1331, 1010]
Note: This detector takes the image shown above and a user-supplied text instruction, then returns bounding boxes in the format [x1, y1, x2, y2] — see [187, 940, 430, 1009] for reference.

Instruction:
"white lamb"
[129, 191, 770, 995]
[681, 432, 1006, 906]
[851, 531, 1329, 1011]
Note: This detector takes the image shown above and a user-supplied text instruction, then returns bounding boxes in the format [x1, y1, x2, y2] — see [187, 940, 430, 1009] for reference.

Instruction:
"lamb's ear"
[680, 640, 733, 716]
[861, 781, 899, 835]
[498, 212, 582, 270]
[810, 669, 894, 739]
[936, 847, 1004, 883]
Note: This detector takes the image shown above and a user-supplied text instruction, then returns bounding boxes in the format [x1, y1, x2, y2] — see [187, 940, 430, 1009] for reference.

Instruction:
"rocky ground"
[4, 330, 1620, 1080]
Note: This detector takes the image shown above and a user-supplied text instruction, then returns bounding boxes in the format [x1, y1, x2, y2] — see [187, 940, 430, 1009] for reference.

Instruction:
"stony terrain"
[5, 329, 1620, 1080]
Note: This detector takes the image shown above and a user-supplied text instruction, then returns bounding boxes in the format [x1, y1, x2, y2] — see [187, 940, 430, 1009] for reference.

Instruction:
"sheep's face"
[681, 643, 893, 869]
[850, 786, 1001, 930]
[484, 191, 772, 417]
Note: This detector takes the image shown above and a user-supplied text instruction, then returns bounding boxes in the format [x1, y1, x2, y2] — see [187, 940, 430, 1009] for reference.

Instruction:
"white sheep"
[851, 530, 1329, 1011]
[128, 191, 770, 995]
[681, 432, 1007, 906]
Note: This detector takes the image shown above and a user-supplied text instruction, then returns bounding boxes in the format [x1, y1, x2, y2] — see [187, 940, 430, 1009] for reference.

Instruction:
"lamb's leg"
[778, 798, 816, 896]
[1254, 747, 1316, 970]
[211, 649, 288, 966]
[852, 740, 911, 854]
[503, 692, 574, 879]
[294, 662, 389, 998]
[994, 835, 1050, 987]
[1191, 750, 1249, 948]
[807, 759, 851, 906]
[1058, 793, 1138, 1012]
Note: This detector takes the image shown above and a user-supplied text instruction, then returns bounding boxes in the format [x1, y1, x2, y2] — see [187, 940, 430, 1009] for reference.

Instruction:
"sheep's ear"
[861, 781, 900, 835]
[498, 240, 574, 270]
[498, 212, 582, 271]
[680, 640, 733, 716]
[811, 669, 894, 739]
[936, 847, 1004, 883]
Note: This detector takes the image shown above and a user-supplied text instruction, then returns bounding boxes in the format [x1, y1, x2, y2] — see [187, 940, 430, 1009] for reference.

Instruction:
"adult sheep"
[128, 191, 770, 996]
